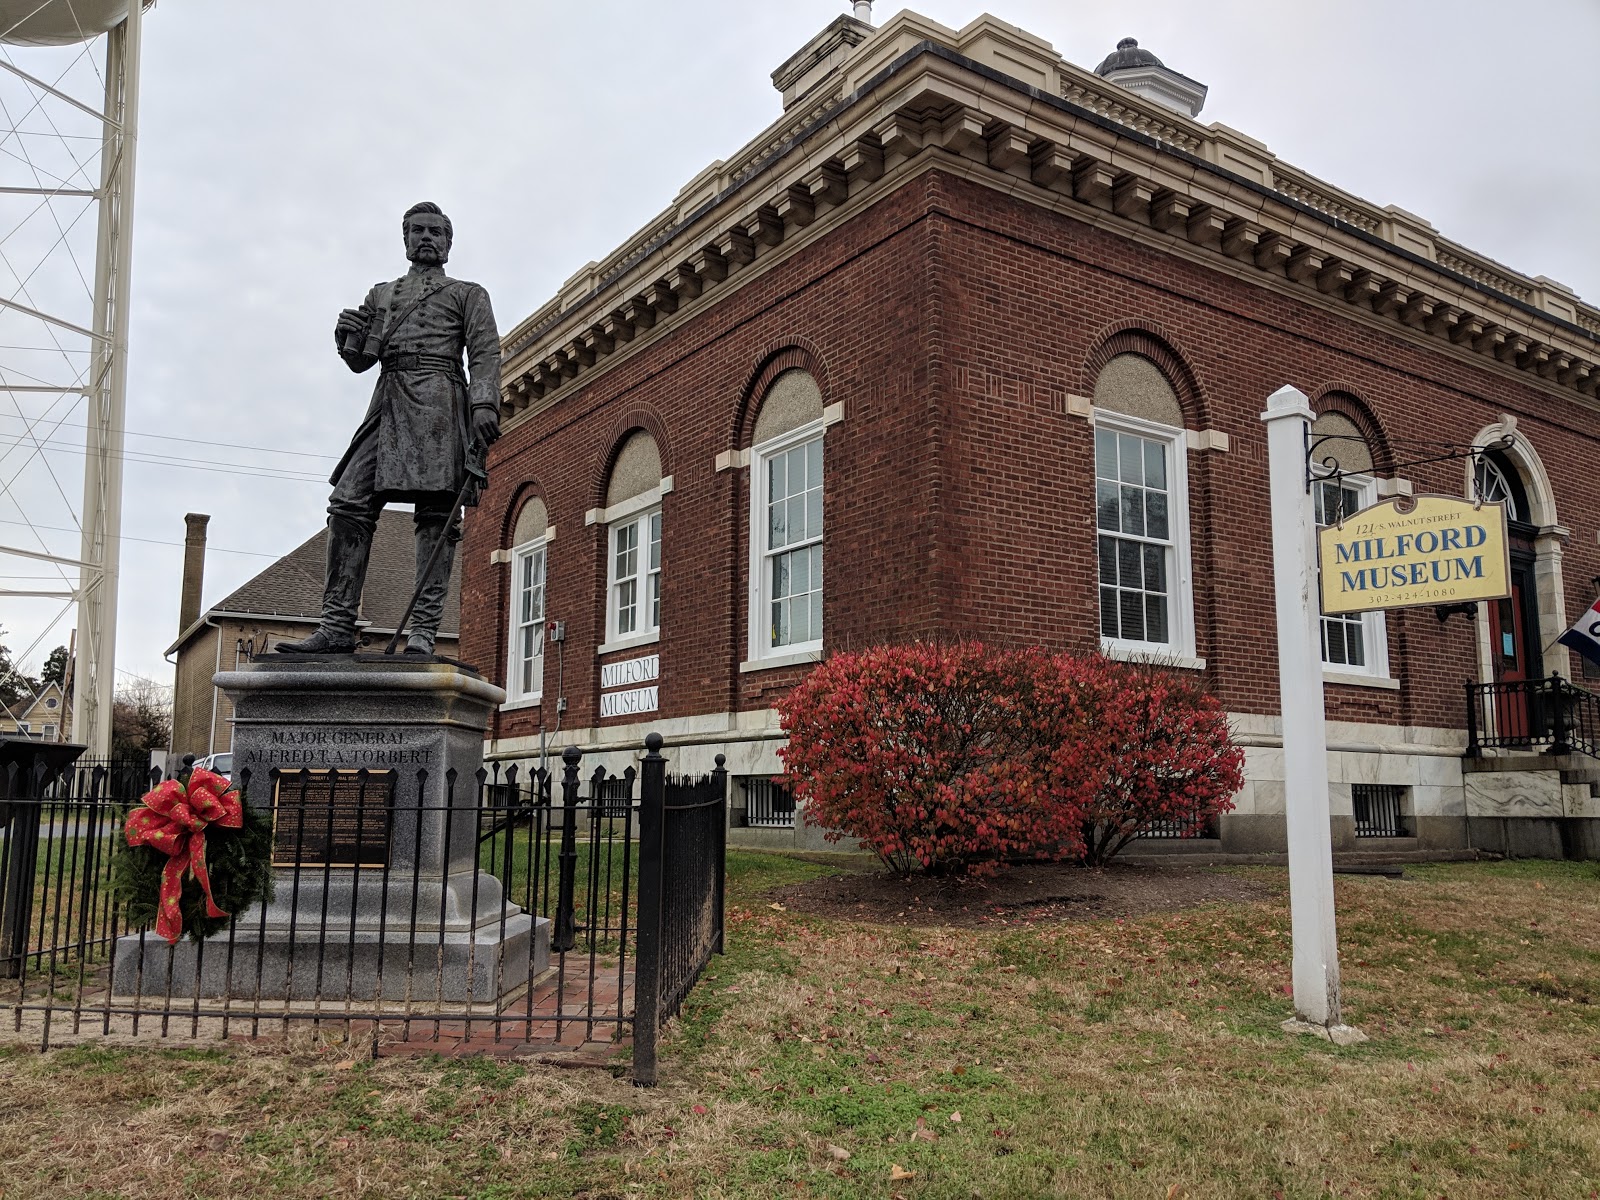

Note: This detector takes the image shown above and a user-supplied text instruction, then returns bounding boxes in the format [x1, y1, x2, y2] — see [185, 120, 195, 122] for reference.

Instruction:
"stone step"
[1465, 751, 1600, 774]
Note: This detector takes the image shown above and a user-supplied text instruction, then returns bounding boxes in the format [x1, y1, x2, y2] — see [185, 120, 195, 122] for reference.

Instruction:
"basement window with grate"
[740, 777, 796, 828]
[1352, 784, 1410, 838]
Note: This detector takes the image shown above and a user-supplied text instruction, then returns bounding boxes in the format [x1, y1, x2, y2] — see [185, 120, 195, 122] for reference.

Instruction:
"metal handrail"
[1465, 673, 1600, 759]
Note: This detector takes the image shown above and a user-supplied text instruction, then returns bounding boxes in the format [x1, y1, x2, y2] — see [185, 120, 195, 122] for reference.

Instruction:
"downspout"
[162, 643, 177, 760]
[207, 616, 221, 756]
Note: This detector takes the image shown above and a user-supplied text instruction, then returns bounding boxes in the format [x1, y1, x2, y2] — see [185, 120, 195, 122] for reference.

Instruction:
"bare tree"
[111, 675, 172, 761]
[0, 628, 38, 710]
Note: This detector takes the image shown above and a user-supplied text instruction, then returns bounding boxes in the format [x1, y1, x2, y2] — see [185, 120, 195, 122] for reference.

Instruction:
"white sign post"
[1260, 385, 1366, 1044]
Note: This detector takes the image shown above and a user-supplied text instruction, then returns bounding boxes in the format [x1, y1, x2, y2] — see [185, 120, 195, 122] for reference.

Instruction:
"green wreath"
[110, 767, 275, 943]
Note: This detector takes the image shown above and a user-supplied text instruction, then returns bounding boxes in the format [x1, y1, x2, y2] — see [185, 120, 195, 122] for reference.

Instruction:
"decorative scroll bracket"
[1304, 418, 1519, 523]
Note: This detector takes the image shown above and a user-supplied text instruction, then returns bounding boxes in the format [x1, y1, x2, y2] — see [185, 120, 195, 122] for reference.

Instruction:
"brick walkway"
[372, 964, 634, 1058]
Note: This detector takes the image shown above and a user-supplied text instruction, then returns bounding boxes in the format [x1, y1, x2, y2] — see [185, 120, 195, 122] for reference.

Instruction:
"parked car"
[191, 752, 232, 781]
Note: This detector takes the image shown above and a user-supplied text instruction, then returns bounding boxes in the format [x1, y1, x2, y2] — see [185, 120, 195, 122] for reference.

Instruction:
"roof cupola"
[1093, 36, 1207, 118]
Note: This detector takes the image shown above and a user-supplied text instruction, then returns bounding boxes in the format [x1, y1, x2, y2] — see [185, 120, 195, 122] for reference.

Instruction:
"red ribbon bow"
[124, 767, 244, 943]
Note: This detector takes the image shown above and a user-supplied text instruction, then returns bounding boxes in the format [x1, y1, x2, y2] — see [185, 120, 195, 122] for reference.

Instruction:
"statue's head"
[402, 201, 452, 266]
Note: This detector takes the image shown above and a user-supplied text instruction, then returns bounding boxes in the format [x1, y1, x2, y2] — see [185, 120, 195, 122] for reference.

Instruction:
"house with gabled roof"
[0, 680, 70, 742]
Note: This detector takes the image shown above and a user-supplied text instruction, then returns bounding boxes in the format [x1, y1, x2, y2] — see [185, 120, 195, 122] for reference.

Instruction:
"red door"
[1487, 569, 1532, 739]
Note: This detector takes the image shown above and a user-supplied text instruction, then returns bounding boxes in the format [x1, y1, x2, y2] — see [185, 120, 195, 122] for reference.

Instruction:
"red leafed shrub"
[777, 643, 1245, 875]
[776, 642, 1094, 876]
[1061, 655, 1245, 865]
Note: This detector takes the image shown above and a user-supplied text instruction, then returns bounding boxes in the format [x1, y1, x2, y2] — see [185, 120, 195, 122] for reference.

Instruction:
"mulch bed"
[766, 861, 1278, 928]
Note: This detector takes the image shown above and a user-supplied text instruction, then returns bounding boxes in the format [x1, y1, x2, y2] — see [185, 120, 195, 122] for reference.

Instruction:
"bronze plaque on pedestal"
[271, 769, 395, 868]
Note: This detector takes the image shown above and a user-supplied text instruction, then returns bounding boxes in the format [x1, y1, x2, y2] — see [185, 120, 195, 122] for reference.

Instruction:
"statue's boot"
[404, 512, 457, 655]
[275, 515, 372, 653]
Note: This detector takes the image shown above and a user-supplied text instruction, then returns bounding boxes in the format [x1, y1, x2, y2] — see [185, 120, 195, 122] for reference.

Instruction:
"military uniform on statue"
[278, 201, 502, 656]
[113, 203, 540, 1005]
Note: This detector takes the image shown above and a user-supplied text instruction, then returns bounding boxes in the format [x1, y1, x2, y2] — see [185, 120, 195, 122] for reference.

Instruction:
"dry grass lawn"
[0, 853, 1596, 1198]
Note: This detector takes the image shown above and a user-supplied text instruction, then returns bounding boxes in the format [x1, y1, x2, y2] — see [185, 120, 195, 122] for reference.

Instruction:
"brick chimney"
[179, 513, 209, 633]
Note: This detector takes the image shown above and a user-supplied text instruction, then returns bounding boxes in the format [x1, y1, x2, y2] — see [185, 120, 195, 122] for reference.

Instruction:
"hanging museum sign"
[1318, 494, 1511, 614]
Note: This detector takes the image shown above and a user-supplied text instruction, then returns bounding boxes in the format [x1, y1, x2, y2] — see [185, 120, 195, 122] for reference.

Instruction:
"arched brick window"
[506, 495, 548, 703]
[1309, 408, 1390, 682]
[1092, 354, 1196, 660]
[598, 431, 665, 651]
[748, 370, 825, 662]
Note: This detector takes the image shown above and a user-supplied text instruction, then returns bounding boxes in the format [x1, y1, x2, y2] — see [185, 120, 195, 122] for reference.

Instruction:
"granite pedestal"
[112, 656, 546, 1004]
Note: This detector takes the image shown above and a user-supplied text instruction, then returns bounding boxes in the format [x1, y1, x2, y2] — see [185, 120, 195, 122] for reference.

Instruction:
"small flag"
[1559, 598, 1600, 670]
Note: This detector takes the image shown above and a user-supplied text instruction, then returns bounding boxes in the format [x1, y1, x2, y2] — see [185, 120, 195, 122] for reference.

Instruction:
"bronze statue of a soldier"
[278, 201, 502, 656]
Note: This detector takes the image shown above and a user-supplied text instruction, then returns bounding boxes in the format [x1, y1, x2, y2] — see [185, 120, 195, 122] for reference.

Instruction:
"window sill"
[1322, 671, 1400, 691]
[1099, 641, 1206, 671]
[499, 696, 542, 712]
[740, 648, 822, 674]
[597, 630, 660, 657]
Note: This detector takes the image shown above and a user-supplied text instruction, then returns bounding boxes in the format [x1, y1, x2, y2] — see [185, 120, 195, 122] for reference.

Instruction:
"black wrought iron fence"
[1466, 673, 1600, 759]
[631, 736, 726, 1087]
[3, 737, 728, 1083]
[0, 748, 651, 1056]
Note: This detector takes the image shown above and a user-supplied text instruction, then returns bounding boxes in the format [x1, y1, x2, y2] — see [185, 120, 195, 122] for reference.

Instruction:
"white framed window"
[507, 538, 546, 702]
[42, 723, 57, 740]
[749, 421, 823, 660]
[1095, 414, 1195, 659]
[608, 509, 661, 644]
[1314, 475, 1390, 677]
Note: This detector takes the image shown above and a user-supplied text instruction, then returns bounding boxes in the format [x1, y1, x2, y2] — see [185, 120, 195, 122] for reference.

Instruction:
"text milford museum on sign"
[1318, 494, 1511, 614]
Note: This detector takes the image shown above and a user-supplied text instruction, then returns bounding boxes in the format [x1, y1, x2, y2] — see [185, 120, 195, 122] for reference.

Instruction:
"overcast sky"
[1, 0, 1596, 687]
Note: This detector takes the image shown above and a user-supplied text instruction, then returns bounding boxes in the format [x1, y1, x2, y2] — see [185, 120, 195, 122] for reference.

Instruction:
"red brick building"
[461, 10, 1600, 856]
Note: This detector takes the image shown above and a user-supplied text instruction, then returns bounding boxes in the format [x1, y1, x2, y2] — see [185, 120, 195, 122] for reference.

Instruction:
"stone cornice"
[497, 25, 1598, 431]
